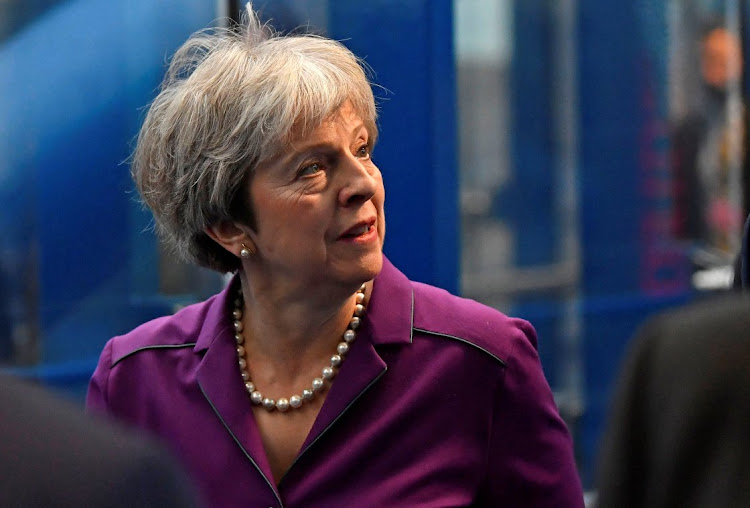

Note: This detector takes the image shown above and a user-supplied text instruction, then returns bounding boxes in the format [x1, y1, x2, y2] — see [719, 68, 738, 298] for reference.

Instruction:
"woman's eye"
[356, 145, 371, 159]
[299, 162, 322, 177]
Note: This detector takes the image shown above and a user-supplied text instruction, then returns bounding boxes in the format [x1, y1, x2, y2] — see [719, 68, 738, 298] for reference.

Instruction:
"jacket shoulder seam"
[112, 343, 197, 368]
[412, 327, 507, 366]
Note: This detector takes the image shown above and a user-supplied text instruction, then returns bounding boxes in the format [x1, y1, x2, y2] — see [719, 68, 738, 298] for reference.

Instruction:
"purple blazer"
[88, 257, 583, 507]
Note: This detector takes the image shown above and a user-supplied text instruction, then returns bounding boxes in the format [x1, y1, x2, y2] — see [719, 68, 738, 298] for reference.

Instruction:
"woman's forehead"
[258, 101, 372, 164]
[289, 103, 367, 146]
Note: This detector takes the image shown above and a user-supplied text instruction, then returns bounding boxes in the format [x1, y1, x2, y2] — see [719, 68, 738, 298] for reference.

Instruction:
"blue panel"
[1, 0, 216, 365]
[576, 1, 645, 486]
[578, 1, 643, 295]
[328, 0, 459, 293]
[501, 0, 558, 267]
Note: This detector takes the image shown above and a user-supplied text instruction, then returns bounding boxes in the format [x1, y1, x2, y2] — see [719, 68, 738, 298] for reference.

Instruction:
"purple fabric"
[87, 256, 583, 507]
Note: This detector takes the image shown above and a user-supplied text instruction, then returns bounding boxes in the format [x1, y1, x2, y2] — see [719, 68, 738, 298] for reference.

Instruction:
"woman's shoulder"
[105, 293, 225, 367]
[409, 281, 537, 365]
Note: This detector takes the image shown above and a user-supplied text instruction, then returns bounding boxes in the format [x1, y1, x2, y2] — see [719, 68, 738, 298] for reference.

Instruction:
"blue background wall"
[0, 0, 217, 383]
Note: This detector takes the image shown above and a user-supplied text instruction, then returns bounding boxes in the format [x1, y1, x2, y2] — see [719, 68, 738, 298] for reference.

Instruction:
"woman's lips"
[339, 220, 377, 242]
[344, 224, 371, 237]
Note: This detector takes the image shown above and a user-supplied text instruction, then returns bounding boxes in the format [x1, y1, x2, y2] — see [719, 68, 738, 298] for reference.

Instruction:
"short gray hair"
[133, 5, 378, 273]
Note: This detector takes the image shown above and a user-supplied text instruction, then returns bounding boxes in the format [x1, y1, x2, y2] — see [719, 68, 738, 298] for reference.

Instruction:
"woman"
[88, 5, 583, 506]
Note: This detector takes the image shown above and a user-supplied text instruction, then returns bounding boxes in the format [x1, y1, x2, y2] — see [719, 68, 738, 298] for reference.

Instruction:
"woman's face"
[245, 101, 385, 290]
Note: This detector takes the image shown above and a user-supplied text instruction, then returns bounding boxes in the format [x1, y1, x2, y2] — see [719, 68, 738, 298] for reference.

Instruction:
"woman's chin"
[361, 249, 384, 279]
[339, 251, 383, 288]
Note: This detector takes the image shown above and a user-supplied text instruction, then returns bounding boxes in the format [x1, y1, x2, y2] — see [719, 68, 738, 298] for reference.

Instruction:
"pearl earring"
[240, 243, 253, 258]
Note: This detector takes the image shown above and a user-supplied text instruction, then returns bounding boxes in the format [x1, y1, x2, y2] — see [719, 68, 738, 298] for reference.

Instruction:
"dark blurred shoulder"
[0, 373, 199, 507]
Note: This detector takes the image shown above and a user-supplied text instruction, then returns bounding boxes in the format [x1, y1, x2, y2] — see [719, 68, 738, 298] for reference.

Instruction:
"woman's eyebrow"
[288, 142, 336, 161]
[288, 131, 368, 160]
[277, 121, 369, 166]
[349, 122, 366, 137]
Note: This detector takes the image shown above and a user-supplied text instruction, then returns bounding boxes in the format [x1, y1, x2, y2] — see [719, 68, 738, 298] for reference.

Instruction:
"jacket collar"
[365, 255, 414, 346]
[193, 255, 415, 353]
[193, 276, 238, 354]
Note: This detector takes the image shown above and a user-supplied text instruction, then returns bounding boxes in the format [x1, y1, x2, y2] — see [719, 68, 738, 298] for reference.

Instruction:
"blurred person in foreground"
[596, 296, 750, 507]
[87, 4, 582, 506]
[0, 373, 196, 507]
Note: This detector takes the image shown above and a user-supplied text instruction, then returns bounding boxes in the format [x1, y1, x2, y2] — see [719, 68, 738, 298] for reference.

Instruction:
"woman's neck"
[236, 273, 367, 381]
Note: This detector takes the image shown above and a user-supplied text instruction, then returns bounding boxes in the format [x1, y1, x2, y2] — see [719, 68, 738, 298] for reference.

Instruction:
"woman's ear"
[205, 221, 256, 259]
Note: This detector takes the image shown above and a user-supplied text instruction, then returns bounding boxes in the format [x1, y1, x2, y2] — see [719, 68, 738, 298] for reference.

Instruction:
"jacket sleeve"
[86, 338, 114, 415]
[478, 321, 584, 507]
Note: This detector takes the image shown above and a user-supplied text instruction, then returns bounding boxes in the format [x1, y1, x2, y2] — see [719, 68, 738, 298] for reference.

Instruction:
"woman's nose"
[338, 155, 378, 206]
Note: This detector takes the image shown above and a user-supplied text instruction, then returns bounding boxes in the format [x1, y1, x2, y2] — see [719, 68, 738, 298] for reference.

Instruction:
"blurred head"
[701, 26, 743, 92]
[133, 4, 378, 273]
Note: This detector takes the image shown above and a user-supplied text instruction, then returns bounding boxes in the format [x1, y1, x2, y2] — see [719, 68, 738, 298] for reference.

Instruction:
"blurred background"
[2, 0, 747, 489]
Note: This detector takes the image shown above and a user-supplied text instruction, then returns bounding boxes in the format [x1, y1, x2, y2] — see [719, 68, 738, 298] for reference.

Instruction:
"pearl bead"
[289, 395, 303, 408]
[233, 320, 243, 332]
[245, 382, 255, 393]
[322, 366, 335, 380]
[337, 342, 349, 355]
[360, 283, 367, 292]
[232, 309, 242, 319]
[350, 317, 361, 329]
[276, 398, 290, 412]
[343, 329, 356, 343]
[250, 391, 263, 404]
[235, 333, 244, 345]
[262, 398, 276, 410]
[312, 378, 324, 392]
[356, 292, 365, 304]
[238, 358, 247, 370]
[354, 304, 365, 317]
[242, 371, 251, 382]
[236, 345, 245, 357]
[330, 354, 342, 367]
[302, 389, 314, 400]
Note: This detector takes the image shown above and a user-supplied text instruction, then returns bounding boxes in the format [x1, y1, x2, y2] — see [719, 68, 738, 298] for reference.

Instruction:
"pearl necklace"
[232, 284, 367, 412]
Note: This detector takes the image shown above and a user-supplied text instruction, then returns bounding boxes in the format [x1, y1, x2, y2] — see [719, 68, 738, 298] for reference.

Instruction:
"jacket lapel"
[296, 256, 414, 456]
[193, 278, 278, 492]
[298, 333, 388, 454]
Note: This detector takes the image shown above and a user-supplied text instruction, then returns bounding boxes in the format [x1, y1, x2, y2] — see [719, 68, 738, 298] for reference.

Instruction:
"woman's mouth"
[340, 220, 377, 241]
[344, 224, 372, 237]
